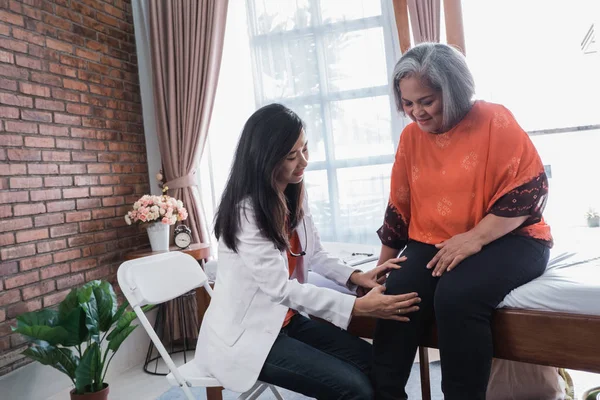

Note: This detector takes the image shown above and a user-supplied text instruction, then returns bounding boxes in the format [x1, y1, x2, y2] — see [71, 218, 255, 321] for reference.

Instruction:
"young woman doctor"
[194, 104, 421, 399]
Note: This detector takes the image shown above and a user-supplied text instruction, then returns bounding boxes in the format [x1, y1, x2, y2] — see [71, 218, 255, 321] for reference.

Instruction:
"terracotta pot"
[70, 384, 109, 400]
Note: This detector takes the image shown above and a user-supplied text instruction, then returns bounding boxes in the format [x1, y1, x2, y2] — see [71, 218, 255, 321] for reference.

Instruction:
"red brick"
[49, 62, 76, 78]
[46, 200, 75, 213]
[56, 5, 82, 24]
[39, 124, 68, 135]
[12, 28, 44, 47]
[40, 263, 69, 279]
[71, 258, 97, 273]
[21, 4, 43, 21]
[72, 151, 96, 162]
[19, 82, 50, 97]
[59, 54, 86, 69]
[82, 117, 105, 128]
[105, 217, 126, 229]
[80, 220, 104, 233]
[0, 134, 22, 146]
[0, 92, 33, 107]
[0, 10, 24, 27]
[68, 233, 95, 247]
[76, 198, 101, 209]
[56, 139, 83, 150]
[102, 196, 124, 207]
[70, 128, 97, 139]
[87, 164, 110, 174]
[0, 22, 9, 36]
[63, 79, 88, 92]
[34, 213, 64, 227]
[9, 177, 42, 189]
[0, 309, 4, 323]
[59, 164, 86, 174]
[8, 298, 43, 318]
[22, 280, 56, 300]
[24, 136, 54, 147]
[83, 141, 106, 151]
[15, 55, 42, 70]
[56, 273, 84, 290]
[0, 177, 9, 190]
[42, 151, 70, 162]
[0, 217, 32, 233]
[99, 175, 119, 185]
[5, 268, 38, 289]
[19, 254, 52, 271]
[31, 72, 62, 87]
[57, 30, 84, 47]
[30, 188, 61, 201]
[92, 208, 115, 219]
[44, 176, 72, 187]
[53, 249, 81, 263]
[85, 265, 110, 281]
[65, 210, 91, 223]
[27, 163, 59, 175]
[71, 2, 96, 18]
[1, 243, 36, 261]
[42, 13, 72, 30]
[0, 233, 14, 246]
[28, 44, 59, 62]
[0, 64, 27, 81]
[75, 48, 100, 62]
[35, 97, 65, 111]
[46, 38, 73, 53]
[0, 49, 14, 63]
[66, 103, 91, 115]
[49, 223, 78, 237]
[0, 191, 29, 204]
[63, 187, 89, 199]
[0, 260, 18, 275]
[78, 70, 101, 84]
[51, 88, 79, 102]
[90, 186, 113, 196]
[54, 113, 81, 125]
[0, 77, 17, 91]
[0, 289, 20, 306]
[13, 203, 46, 216]
[43, 290, 69, 307]
[0, 36, 27, 53]
[74, 176, 98, 186]
[36, 239, 67, 254]
[0, 106, 19, 119]
[7, 149, 41, 161]
[0, 205, 12, 218]
[5, 121, 37, 133]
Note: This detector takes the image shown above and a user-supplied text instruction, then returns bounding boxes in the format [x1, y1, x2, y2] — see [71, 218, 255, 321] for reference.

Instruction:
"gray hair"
[392, 43, 475, 131]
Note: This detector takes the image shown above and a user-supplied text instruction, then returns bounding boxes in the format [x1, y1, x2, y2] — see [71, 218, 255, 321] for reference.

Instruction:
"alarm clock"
[174, 224, 192, 249]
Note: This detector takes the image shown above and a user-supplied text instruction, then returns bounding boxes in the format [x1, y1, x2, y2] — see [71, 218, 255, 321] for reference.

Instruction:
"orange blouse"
[379, 101, 552, 249]
[282, 230, 301, 327]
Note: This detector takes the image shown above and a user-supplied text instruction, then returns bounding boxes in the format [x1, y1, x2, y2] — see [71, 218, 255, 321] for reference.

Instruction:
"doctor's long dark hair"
[214, 104, 305, 252]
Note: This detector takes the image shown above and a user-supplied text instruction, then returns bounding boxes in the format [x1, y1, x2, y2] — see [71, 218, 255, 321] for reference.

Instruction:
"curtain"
[407, 0, 441, 43]
[148, 0, 228, 244]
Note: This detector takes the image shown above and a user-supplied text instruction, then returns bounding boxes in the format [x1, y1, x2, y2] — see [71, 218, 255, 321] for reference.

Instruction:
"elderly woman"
[372, 43, 553, 399]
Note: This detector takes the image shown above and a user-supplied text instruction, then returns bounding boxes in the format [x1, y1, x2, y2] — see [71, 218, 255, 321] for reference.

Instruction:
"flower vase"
[147, 222, 170, 251]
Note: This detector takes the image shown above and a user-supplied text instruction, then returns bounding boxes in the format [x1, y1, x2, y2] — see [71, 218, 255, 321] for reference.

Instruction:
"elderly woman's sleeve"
[377, 134, 411, 250]
[489, 172, 549, 227]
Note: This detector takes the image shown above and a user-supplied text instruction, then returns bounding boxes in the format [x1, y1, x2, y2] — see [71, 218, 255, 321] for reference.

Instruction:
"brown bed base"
[348, 308, 600, 400]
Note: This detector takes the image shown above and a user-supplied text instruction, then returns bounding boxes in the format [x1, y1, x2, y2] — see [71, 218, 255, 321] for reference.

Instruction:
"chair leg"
[419, 346, 432, 400]
[206, 386, 224, 400]
[180, 384, 195, 400]
[245, 384, 268, 400]
[269, 385, 284, 400]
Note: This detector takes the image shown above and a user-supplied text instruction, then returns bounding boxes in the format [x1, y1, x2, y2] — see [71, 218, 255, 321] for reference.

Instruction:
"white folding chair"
[117, 252, 284, 400]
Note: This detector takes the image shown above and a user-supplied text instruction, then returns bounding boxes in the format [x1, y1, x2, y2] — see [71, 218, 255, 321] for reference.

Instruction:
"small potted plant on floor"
[12, 280, 151, 400]
[586, 208, 600, 227]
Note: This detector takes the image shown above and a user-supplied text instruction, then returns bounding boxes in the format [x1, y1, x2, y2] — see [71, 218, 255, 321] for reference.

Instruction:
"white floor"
[44, 351, 599, 400]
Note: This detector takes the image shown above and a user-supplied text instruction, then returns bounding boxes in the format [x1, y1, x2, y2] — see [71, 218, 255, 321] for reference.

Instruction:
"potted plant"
[585, 208, 600, 228]
[582, 387, 600, 400]
[12, 280, 151, 399]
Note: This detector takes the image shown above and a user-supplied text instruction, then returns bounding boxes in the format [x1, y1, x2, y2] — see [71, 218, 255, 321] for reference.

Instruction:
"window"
[243, 0, 404, 244]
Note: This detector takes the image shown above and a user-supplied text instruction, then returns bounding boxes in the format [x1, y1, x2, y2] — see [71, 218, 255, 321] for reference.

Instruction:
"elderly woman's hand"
[427, 232, 483, 276]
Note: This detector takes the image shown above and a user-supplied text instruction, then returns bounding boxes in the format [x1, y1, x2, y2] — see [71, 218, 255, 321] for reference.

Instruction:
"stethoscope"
[288, 218, 307, 257]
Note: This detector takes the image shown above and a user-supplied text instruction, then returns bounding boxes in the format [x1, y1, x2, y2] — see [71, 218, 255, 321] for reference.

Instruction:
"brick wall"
[0, 0, 150, 376]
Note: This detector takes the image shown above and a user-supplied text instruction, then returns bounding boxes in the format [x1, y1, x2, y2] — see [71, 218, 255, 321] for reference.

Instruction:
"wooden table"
[124, 242, 211, 375]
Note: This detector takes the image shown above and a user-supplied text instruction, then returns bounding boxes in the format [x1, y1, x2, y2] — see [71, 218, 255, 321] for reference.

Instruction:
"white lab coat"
[194, 195, 358, 392]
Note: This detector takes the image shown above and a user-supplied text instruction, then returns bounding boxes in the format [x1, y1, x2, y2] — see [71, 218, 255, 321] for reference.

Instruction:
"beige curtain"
[408, 0, 441, 43]
[148, 0, 228, 244]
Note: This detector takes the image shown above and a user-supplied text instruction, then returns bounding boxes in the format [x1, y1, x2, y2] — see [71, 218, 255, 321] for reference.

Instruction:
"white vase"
[147, 222, 170, 252]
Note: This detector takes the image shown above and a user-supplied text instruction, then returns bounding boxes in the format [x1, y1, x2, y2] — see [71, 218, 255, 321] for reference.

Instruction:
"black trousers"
[372, 235, 550, 400]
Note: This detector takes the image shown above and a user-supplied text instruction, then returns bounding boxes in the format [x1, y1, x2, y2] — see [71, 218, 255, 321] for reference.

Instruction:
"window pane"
[330, 96, 395, 159]
[337, 164, 392, 245]
[256, 36, 320, 100]
[324, 27, 388, 92]
[320, 0, 381, 23]
[292, 103, 326, 162]
[305, 170, 334, 240]
[253, 0, 313, 34]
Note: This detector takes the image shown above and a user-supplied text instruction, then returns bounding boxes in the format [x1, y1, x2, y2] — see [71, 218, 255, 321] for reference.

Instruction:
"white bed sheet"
[313, 242, 600, 316]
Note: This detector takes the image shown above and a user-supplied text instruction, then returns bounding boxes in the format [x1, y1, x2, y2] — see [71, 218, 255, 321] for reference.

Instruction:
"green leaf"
[93, 282, 116, 332]
[58, 307, 89, 346]
[75, 343, 101, 394]
[78, 287, 100, 341]
[22, 344, 79, 380]
[111, 302, 128, 325]
[106, 311, 137, 341]
[16, 309, 59, 328]
[13, 325, 69, 346]
[107, 325, 137, 352]
[59, 289, 79, 321]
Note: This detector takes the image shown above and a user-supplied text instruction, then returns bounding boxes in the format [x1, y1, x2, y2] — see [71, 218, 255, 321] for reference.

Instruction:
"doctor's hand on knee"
[351, 256, 406, 297]
[352, 285, 420, 321]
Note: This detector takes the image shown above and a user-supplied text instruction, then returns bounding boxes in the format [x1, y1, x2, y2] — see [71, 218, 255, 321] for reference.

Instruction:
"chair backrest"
[118, 252, 211, 308]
